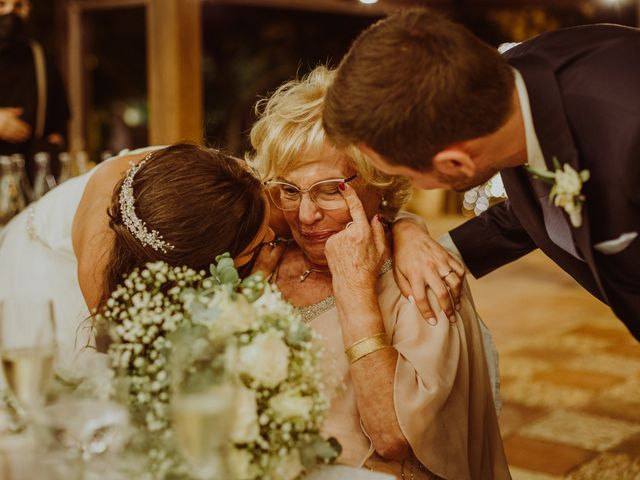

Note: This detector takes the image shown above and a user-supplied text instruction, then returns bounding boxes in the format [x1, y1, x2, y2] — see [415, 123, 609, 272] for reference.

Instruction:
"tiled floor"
[425, 215, 640, 480]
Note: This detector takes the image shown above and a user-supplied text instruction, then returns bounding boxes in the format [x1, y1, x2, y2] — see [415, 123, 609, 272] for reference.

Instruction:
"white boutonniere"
[526, 157, 590, 227]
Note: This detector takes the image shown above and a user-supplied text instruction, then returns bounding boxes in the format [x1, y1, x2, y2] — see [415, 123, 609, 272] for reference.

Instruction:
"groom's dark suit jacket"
[450, 24, 640, 340]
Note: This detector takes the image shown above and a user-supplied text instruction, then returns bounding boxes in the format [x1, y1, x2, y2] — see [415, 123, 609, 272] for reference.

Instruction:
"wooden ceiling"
[209, 0, 597, 16]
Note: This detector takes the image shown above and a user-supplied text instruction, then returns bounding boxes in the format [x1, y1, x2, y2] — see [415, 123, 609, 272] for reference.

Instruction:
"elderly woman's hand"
[325, 182, 387, 295]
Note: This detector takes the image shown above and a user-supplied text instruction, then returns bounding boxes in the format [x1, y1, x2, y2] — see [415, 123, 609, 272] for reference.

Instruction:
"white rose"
[253, 288, 292, 317]
[562, 199, 583, 227]
[213, 295, 256, 333]
[193, 294, 256, 336]
[552, 192, 570, 208]
[269, 449, 304, 480]
[269, 391, 313, 421]
[554, 165, 582, 195]
[237, 330, 290, 388]
[216, 295, 257, 334]
[228, 448, 254, 480]
[231, 385, 260, 443]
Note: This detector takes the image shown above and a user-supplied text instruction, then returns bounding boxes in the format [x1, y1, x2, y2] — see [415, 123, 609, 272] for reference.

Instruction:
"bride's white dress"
[0, 147, 158, 371]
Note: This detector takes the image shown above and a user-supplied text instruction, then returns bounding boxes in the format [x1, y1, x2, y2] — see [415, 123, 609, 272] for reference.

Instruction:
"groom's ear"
[432, 147, 476, 179]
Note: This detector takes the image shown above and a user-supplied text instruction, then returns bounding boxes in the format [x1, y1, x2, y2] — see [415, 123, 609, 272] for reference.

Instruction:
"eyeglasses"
[264, 174, 357, 211]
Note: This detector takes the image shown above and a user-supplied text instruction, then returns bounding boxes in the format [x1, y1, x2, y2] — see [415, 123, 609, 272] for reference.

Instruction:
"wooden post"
[67, 1, 85, 153]
[146, 0, 203, 145]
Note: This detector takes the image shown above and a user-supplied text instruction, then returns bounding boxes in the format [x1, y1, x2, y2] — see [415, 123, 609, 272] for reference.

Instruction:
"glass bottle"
[100, 151, 114, 163]
[57, 152, 72, 184]
[9, 154, 28, 212]
[74, 151, 90, 175]
[0, 156, 20, 225]
[31, 152, 57, 201]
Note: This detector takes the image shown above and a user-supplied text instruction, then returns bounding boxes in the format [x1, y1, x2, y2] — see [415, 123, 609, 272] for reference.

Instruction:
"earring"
[380, 196, 389, 209]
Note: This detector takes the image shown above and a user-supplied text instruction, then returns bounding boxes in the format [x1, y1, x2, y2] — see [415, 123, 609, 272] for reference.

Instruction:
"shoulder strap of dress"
[30, 41, 47, 141]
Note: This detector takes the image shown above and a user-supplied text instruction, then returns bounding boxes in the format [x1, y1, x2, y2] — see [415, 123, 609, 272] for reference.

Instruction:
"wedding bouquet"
[99, 254, 340, 479]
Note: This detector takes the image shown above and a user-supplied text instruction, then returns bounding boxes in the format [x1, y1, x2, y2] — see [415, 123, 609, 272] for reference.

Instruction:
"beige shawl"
[309, 270, 511, 480]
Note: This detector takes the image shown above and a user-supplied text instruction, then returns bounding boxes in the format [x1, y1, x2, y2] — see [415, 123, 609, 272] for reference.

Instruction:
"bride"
[0, 144, 274, 368]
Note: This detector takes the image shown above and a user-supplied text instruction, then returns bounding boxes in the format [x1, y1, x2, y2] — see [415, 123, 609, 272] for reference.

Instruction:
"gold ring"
[441, 269, 454, 279]
[345, 221, 355, 229]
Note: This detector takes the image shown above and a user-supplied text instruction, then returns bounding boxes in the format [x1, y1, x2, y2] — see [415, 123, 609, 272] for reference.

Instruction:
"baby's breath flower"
[100, 258, 335, 479]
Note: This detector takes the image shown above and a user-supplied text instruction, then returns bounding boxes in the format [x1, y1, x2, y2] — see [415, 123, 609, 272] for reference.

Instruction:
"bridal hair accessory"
[119, 153, 175, 253]
[526, 157, 590, 228]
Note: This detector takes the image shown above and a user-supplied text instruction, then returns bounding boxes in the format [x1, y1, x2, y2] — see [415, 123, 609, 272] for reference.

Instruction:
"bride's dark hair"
[98, 144, 265, 313]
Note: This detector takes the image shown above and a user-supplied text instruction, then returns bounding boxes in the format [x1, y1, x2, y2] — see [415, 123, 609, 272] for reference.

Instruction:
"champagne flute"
[172, 384, 237, 479]
[171, 343, 238, 480]
[0, 298, 57, 413]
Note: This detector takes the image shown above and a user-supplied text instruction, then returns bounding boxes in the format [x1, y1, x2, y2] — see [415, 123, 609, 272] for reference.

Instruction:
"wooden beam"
[208, 0, 452, 16]
[68, 0, 146, 10]
[147, 0, 203, 145]
[206, 0, 596, 15]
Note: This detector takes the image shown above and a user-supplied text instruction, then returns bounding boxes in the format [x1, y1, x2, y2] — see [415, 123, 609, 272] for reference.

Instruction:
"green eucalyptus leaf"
[218, 266, 240, 286]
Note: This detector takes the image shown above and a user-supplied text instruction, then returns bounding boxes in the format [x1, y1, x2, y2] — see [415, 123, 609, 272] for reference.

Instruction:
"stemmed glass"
[40, 397, 131, 480]
[42, 398, 130, 460]
[0, 298, 57, 416]
[171, 344, 238, 479]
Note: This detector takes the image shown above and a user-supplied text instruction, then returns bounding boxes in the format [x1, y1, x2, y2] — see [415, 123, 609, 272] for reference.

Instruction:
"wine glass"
[171, 344, 237, 480]
[172, 382, 237, 479]
[0, 298, 56, 413]
[41, 398, 130, 461]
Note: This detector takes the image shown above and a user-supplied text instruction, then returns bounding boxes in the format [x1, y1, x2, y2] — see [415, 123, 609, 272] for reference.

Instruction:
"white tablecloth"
[309, 465, 396, 480]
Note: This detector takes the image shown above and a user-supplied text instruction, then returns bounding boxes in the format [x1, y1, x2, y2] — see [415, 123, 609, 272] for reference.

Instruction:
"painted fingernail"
[427, 317, 437, 326]
[338, 182, 346, 191]
[407, 295, 415, 304]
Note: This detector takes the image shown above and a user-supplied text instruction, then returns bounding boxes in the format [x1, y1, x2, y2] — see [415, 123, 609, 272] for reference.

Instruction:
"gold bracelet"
[345, 332, 391, 364]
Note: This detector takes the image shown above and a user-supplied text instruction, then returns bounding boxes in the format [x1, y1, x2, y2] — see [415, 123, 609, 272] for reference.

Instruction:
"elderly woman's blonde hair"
[247, 66, 411, 215]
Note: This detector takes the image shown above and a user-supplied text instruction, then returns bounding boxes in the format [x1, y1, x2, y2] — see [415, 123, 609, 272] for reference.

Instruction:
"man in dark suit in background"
[0, 0, 70, 183]
[323, 9, 640, 340]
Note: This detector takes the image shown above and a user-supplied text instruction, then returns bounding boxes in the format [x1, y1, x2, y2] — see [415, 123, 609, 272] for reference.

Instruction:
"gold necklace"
[299, 257, 331, 282]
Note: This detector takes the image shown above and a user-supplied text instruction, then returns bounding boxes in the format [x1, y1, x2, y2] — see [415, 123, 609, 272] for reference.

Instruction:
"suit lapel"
[506, 55, 607, 300]
[501, 167, 605, 302]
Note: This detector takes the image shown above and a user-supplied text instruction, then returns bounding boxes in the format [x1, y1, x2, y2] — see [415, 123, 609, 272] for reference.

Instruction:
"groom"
[322, 9, 640, 340]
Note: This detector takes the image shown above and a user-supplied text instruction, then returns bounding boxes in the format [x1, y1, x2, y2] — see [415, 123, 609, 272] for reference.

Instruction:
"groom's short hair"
[323, 8, 515, 171]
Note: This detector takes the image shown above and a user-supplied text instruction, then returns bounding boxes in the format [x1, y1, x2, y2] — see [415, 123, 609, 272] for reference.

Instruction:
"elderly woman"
[248, 66, 510, 480]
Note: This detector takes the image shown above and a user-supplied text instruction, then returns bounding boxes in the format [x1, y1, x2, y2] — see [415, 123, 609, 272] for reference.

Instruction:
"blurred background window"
[24, 0, 638, 202]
